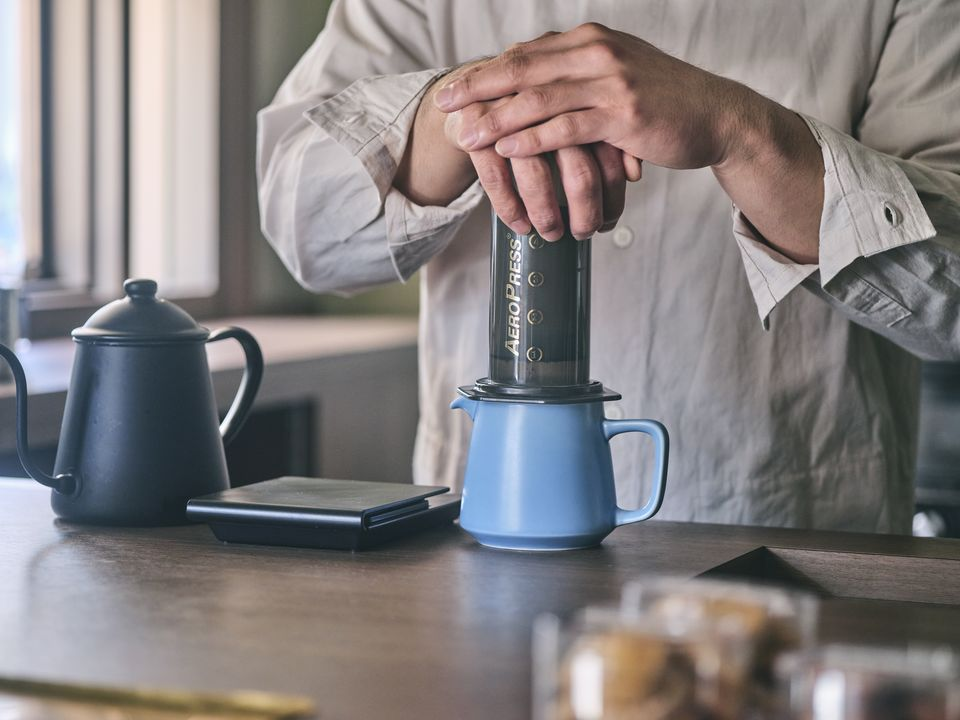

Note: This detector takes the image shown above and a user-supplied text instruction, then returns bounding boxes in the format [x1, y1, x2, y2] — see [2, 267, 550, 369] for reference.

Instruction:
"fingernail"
[495, 137, 518, 156]
[543, 230, 563, 242]
[458, 128, 479, 150]
[434, 86, 455, 110]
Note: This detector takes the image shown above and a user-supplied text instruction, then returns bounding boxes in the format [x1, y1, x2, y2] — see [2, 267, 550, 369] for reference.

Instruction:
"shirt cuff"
[304, 68, 486, 283]
[385, 180, 485, 281]
[732, 212, 818, 328]
[732, 113, 937, 326]
[803, 114, 937, 284]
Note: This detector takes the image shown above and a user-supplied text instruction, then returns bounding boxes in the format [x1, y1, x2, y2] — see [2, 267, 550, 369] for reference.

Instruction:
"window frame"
[21, 0, 256, 339]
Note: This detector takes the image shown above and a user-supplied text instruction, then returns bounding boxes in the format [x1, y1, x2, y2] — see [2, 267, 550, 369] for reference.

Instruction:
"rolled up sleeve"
[256, 0, 484, 296]
[732, 0, 960, 358]
[303, 73, 484, 285]
[732, 115, 937, 326]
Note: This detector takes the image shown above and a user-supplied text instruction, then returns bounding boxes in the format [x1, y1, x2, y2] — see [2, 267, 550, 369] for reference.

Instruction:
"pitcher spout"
[450, 395, 479, 420]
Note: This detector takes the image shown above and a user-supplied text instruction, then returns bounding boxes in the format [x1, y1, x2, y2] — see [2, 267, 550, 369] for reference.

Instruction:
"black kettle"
[0, 279, 263, 525]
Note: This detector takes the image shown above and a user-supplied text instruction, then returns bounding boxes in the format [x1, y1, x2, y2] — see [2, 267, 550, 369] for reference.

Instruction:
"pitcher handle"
[206, 327, 264, 446]
[0, 344, 75, 493]
[603, 418, 669, 527]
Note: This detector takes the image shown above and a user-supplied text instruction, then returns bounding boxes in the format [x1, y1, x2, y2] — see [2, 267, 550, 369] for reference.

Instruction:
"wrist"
[711, 84, 819, 181]
[711, 82, 779, 174]
[395, 75, 476, 207]
[709, 84, 824, 265]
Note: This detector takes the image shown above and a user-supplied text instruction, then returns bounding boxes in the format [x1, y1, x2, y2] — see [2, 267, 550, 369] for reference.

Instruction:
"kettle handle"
[206, 327, 264, 446]
[603, 418, 669, 527]
[0, 344, 76, 493]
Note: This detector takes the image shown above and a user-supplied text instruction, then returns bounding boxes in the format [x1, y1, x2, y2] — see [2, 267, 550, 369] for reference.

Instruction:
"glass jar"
[533, 606, 753, 720]
[782, 645, 960, 720]
[621, 577, 819, 716]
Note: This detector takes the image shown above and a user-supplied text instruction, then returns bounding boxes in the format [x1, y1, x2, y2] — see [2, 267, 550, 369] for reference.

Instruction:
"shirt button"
[612, 227, 634, 248]
[883, 201, 902, 227]
[606, 405, 624, 420]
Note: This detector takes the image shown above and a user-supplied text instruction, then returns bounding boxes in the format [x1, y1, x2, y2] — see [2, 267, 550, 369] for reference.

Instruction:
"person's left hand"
[433, 23, 755, 172]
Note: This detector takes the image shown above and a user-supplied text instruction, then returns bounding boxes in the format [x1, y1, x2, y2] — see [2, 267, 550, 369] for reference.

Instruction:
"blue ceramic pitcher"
[451, 394, 668, 551]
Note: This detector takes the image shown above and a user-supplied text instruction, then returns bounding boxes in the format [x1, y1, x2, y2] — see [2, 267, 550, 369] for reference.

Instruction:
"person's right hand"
[436, 71, 635, 241]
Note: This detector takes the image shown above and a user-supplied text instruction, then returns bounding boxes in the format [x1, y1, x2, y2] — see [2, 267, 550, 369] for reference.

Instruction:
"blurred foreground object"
[533, 577, 819, 719]
[0, 675, 315, 719]
[782, 645, 960, 720]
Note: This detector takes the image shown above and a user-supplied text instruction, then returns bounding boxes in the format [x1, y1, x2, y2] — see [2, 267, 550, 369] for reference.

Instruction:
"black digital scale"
[187, 476, 461, 550]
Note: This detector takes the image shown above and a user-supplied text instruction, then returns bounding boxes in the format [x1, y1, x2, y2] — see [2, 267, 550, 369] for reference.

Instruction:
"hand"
[448, 107, 628, 239]
[434, 66, 635, 240]
[432, 23, 825, 265]
[434, 23, 752, 170]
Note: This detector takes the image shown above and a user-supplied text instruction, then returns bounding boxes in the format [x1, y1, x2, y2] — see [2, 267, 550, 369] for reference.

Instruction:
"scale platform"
[187, 476, 461, 550]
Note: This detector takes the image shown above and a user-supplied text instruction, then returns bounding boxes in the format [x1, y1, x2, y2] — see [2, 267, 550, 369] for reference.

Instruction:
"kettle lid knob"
[73, 278, 207, 343]
[123, 278, 158, 300]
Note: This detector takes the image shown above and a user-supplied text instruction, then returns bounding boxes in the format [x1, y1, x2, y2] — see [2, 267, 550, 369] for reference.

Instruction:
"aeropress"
[452, 169, 669, 551]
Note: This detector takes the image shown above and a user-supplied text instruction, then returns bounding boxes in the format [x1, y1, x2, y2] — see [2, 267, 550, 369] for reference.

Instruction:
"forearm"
[394, 78, 477, 207]
[711, 86, 824, 265]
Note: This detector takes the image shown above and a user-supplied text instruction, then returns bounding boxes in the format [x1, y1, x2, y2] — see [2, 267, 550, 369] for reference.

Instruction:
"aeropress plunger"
[451, 173, 671, 551]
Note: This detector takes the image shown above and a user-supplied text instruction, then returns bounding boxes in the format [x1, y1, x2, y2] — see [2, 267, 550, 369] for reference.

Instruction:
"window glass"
[129, 0, 220, 298]
[2, 0, 222, 314]
[0, 0, 23, 280]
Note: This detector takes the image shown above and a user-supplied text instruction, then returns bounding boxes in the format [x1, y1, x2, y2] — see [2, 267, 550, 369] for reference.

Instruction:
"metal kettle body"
[0, 279, 263, 525]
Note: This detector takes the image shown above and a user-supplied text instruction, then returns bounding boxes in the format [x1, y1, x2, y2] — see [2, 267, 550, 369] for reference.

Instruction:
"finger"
[555, 146, 603, 240]
[591, 143, 626, 232]
[512, 156, 564, 242]
[505, 30, 563, 52]
[457, 81, 598, 152]
[504, 29, 580, 53]
[470, 147, 531, 234]
[496, 23, 613, 57]
[622, 153, 643, 182]
[443, 95, 510, 149]
[452, 31, 581, 91]
[435, 42, 604, 111]
[494, 110, 607, 157]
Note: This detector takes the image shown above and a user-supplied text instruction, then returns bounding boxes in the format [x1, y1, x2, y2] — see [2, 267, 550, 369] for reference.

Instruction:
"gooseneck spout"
[0, 344, 76, 494]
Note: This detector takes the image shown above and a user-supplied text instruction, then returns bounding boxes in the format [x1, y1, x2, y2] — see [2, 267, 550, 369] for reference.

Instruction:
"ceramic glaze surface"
[451, 395, 668, 550]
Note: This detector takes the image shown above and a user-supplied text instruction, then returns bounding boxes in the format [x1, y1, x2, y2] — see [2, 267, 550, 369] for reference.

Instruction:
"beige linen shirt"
[257, 0, 960, 534]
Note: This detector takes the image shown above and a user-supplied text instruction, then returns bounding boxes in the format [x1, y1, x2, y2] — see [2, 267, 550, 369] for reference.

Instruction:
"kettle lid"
[72, 279, 209, 343]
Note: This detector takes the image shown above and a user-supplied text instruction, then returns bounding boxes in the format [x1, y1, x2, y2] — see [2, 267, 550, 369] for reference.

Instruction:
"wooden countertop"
[2, 480, 960, 719]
